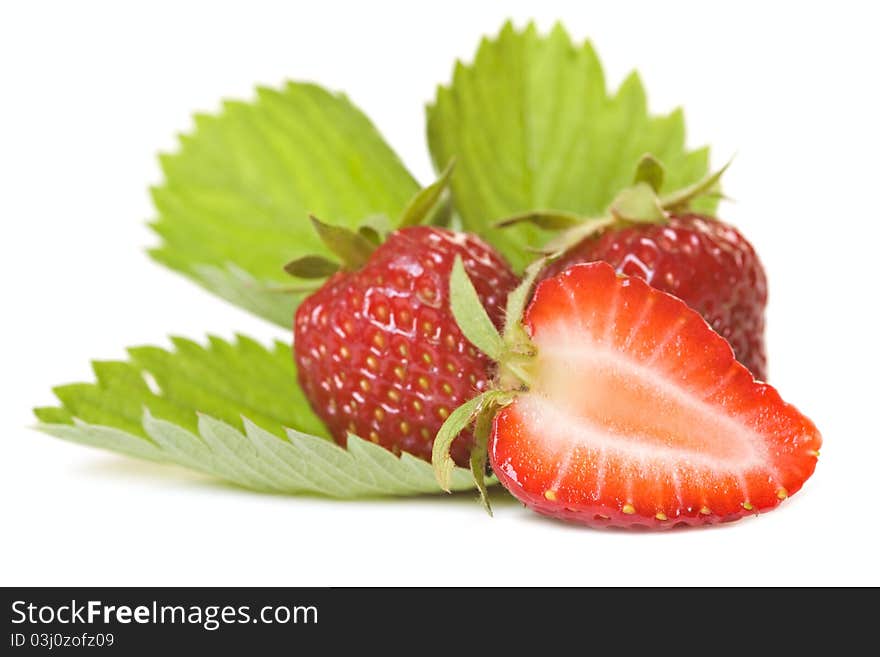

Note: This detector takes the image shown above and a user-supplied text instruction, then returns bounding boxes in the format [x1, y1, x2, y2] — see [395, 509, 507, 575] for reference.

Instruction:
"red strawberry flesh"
[490, 262, 820, 528]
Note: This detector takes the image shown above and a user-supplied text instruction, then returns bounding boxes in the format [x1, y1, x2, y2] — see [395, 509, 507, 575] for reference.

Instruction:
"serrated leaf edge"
[36, 411, 487, 498]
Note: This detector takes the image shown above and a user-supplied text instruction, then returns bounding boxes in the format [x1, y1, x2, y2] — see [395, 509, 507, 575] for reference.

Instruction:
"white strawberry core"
[529, 326, 766, 470]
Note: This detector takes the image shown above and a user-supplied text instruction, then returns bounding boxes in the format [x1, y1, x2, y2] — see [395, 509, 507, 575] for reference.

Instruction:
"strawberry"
[433, 260, 820, 529]
[502, 156, 768, 379]
[539, 213, 768, 379]
[292, 223, 517, 465]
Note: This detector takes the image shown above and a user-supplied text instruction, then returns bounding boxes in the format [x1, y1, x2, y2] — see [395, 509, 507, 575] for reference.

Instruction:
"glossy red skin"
[489, 262, 821, 530]
[540, 214, 768, 380]
[294, 226, 518, 465]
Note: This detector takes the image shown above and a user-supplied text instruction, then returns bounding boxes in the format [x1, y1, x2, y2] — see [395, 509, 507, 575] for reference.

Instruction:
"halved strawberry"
[490, 262, 820, 528]
[434, 260, 821, 529]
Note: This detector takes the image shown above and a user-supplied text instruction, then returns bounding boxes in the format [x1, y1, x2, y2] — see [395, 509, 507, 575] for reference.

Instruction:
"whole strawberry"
[291, 220, 517, 466]
[506, 156, 768, 379]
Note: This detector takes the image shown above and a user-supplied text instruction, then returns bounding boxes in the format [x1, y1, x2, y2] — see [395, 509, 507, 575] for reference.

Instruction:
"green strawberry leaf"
[495, 210, 583, 231]
[470, 407, 495, 515]
[432, 389, 511, 492]
[633, 153, 666, 193]
[501, 257, 545, 341]
[426, 21, 715, 270]
[449, 256, 504, 361]
[150, 82, 420, 327]
[306, 215, 376, 271]
[431, 392, 489, 492]
[610, 182, 666, 223]
[398, 159, 455, 228]
[283, 255, 341, 279]
[34, 335, 481, 497]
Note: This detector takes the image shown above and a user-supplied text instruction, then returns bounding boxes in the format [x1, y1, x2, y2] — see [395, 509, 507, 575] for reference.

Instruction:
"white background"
[2, 1, 878, 586]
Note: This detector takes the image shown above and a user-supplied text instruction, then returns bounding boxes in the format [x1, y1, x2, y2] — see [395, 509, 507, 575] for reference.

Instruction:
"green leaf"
[495, 210, 583, 231]
[426, 21, 714, 270]
[634, 153, 666, 192]
[540, 215, 616, 258]
[610, 182, 666, 223]
[470, 407, 494, 515]
[358, 226, 382, 246]
[502, 257, 545, 340]
[190, 264, 306, 328]
[356, 214, 394, 246]
[358, 213, 393, 239]
[432, 391, 488, 491]
[661, 159, 733, 211]
[432, 389, 511, 492]
[398, 159, 456, 227]
[46, 334, 324, 439]
[151, 82, 419, 326]
[308, 215, 376, 270]
[449, 256, 504, 360]
[283, 255, 340, 279]
[35, 335, 481, 497]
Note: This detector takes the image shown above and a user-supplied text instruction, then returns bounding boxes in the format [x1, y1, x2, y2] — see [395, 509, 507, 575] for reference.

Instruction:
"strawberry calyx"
[283, 160, 456, 279]
[432, 256, 547, 507]
[496, 154, 731, 259]
[291, 215, 378, 274]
